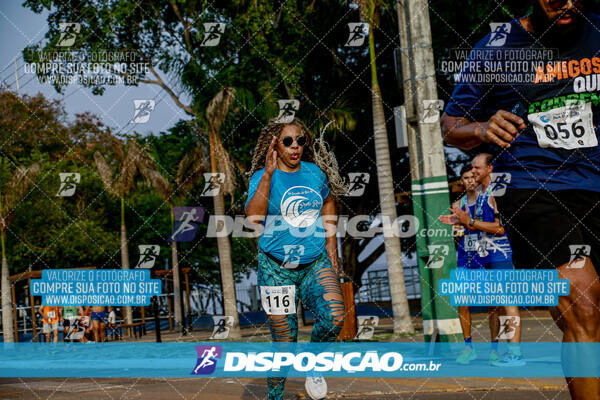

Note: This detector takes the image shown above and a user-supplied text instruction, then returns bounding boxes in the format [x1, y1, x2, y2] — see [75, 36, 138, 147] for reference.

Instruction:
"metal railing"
[357, 264, 421, 302]
[1, 267, 421, 335]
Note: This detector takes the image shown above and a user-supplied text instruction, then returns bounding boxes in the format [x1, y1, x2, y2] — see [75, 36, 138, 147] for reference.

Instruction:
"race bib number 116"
[528, 102, 598, 150]
[260, 285, 296, 315]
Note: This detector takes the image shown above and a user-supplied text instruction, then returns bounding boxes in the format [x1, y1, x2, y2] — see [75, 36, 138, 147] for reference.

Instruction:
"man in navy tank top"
[441, 160, 523, 366]
[470, 154, 523, 366]
[442, 1, 600, 398]
[443, 165, 490, 365]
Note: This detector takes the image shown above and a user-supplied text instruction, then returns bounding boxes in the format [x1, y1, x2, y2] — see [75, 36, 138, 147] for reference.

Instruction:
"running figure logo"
[345, 23, 369, 47]
[131, 100, 155, 124]
[567, 244, 591, 269]
[426, 245, 449, 269]
[421, 100, 444, 123]
[486, 23, 511, 47]
[57, 23, 80, 47]
[275, 100, 300, 124]
[135, 245, 160, 269]
[282, 245, 305, 268]
[56, 173, 80, 197]
[191, 345, 222, 375]
[355, 316, 379, 340]
[210, 316, 233, 340]
[200, 23, 226, 47]
[64, 318, 86, 341]
[346, 173, 370, 197]
[201, 173, 225, 197]
[490, 172, 511, 197]
[496, 316, 520, 340]
[170, 207, 205, 242]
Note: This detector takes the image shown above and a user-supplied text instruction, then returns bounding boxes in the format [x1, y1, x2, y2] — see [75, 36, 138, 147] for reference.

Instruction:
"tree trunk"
[209, 129, 241, 339]
[212, 193, 241, 339]
[120, 197, 133, 325]
[171, 240, 183, 331]
[1, 226, 14, 342]
[368, 22, 414, 334]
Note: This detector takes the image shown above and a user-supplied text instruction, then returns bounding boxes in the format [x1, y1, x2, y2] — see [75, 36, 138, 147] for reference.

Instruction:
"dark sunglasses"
[548, 0, 583, 10]
[281, 136, 306, 147]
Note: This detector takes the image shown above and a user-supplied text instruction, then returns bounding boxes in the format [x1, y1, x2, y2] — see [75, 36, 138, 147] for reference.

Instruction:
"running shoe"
[488, 350, 500, 364]
[491, 351, 525, 367]
[305, 375, 327, 400]
[456, 346, 477, 364]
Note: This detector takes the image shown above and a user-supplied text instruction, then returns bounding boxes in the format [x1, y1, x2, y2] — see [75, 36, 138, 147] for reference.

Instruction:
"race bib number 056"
[528, 102, 598, 150]
[260, 285, 296, 315]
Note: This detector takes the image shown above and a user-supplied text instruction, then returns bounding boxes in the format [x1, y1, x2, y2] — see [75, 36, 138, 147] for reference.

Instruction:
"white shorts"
[43, 321, 58, 333]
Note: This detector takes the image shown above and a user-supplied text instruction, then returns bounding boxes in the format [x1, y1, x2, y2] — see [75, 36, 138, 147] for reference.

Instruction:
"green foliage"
[22, 0, 595, 286]
[17, 0, 405, 286]
[9, 158, 120, 272]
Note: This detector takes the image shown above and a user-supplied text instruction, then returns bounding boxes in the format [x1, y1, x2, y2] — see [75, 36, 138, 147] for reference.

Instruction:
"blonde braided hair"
[248, 118, 348, 197]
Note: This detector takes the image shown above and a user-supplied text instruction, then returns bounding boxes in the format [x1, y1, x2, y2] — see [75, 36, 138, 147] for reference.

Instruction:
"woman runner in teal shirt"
[245, 118, 346, 400]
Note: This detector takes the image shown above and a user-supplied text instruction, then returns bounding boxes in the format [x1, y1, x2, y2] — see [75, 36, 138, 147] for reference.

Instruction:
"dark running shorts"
[91, 311, 107, 323]
[495, 189, 600, 272]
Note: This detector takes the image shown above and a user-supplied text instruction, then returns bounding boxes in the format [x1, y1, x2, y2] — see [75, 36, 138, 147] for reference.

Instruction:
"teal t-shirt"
[245, 161, 330, 264]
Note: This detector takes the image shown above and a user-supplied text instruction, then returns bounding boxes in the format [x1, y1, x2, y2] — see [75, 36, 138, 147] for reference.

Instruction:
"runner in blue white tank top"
[245, 118, 346, 400]
[471, 156, 513, 270]
[441, 2, 600, 397]
[452, 166, 488, 271]
[441, 163, 522, 366]
[443, 166, 488, 365]
[470, 154, 523, 367]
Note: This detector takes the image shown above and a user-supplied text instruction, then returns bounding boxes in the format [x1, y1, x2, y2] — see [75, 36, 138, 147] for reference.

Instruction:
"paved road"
[0, 377, 570, 399]
[1, 311, 570, 399]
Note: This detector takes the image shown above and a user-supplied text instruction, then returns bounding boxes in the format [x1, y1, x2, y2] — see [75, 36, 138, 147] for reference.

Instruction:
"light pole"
[396, 0, 462, 344]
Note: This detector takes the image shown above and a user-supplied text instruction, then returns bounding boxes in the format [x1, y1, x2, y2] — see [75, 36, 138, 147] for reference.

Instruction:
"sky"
[0, 2, 190, 136]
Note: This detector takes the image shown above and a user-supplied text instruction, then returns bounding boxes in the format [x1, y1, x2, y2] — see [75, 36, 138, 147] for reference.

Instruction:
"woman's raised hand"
[265, 136, 278, 175]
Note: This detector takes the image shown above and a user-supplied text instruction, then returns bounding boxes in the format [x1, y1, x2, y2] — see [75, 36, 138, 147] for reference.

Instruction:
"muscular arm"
[441, 114, 487, 150]
[468, 218, 505, 235]
[441, 110, 526, 150]
[476, 195, 505, 235]
[452, 200, 505, 235]
[322, 194, 340, 273]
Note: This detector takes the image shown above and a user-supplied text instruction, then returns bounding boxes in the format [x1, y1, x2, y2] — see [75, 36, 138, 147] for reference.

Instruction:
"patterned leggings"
[257, 250, 345, 400]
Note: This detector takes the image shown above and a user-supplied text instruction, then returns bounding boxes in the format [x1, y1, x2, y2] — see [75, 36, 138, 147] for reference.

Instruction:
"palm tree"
[0, 159, 40, 342]
[141, 145, 209, 333]
[94, 139, 152, 325]
[205, 87, 241, 339]
[360, 0, 414, 334]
